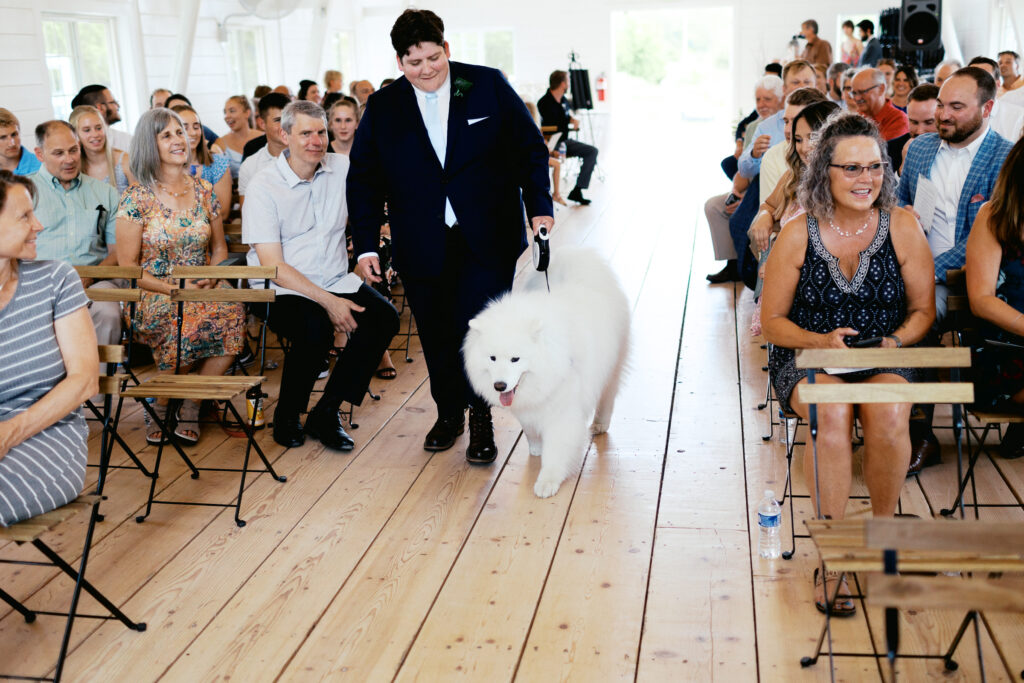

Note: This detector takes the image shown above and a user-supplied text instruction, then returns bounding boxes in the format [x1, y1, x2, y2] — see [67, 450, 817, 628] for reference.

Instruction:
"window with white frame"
[42, 15, 122, 120]
[226, 26, 267, 97]
[448, 29, 515, 79]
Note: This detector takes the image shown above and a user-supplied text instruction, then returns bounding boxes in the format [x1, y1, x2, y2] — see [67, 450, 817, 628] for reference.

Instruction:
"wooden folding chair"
[864, 519, 1024, 682]
[0, 348, 147, 682]
[940, 269, 1024, 518]
[121, 265, 286, 527]
[794, 347, 974, 679]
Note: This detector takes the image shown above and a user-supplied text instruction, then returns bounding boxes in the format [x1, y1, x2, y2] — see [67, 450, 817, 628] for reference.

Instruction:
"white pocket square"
[467, 116, 489, 125]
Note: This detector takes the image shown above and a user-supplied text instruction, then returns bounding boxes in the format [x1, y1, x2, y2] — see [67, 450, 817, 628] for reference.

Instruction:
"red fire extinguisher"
[596, 73, 606, 102]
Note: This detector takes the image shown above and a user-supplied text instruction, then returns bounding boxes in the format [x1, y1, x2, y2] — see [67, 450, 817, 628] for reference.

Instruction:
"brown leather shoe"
[907, 429, 941, 475]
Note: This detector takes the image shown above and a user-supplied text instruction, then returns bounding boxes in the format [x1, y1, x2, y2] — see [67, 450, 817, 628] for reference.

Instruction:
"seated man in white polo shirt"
[243, 100, 399, 450]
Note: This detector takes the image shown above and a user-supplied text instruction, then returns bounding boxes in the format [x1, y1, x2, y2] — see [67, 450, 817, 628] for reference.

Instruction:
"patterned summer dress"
[116, 177, 244, 370]
[973, 243, 1024, 408]
[0, 261, 89, 526]
[770, 211, 917, 413]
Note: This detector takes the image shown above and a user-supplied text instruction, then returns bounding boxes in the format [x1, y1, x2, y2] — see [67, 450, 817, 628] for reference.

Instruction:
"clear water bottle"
[758, 490, 782, 559]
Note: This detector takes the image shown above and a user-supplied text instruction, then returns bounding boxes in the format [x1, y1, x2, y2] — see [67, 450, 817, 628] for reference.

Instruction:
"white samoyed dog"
[463, 247, 630, 497]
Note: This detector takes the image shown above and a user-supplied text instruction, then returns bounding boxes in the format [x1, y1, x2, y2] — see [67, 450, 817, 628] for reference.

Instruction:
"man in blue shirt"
[29, 120, 122, 345]
[857, 20, 883, 67]
[0, 108, 41, 176]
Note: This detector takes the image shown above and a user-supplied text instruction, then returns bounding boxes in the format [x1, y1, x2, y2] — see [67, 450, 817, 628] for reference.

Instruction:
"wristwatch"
[885, 334, 902, 348]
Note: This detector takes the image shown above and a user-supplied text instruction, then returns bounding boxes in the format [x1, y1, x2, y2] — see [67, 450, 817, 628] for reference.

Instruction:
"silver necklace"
[829, 208, 873, 238]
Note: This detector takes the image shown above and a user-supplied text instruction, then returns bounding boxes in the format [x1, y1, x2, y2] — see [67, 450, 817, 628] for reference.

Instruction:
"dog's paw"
[589, 421, 608, 435]
[533, 476, 562, 498]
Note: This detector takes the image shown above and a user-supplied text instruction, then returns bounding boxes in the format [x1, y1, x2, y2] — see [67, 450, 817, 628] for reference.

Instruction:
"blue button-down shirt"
[737, 110, 786, 179]
[14, 146, 41, 175]
[28, 168, 118, 265]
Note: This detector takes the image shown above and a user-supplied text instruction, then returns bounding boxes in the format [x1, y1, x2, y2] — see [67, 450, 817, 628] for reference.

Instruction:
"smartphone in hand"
[850, 336, 883, 348]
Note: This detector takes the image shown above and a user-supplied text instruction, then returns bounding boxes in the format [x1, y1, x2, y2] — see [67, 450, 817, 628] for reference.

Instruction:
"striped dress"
[0, 260, 89, 526]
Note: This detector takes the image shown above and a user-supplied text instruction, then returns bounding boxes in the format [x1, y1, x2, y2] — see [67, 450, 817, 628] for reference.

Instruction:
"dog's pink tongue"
[499, 390, 515, 407]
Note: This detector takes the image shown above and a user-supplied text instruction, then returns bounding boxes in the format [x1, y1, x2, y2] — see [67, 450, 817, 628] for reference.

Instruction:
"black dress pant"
[400, 226, 516, 418]
[565, 138, 598, 189]
[268, 284, 398, 420]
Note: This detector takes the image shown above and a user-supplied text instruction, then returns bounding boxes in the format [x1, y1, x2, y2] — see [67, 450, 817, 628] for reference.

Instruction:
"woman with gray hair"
[760, 111, 934, 616]
[115, 108, 245, 445]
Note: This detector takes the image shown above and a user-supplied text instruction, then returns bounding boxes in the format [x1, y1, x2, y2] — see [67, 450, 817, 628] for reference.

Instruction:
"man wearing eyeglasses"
[850, 68, 909, 141]
[896, 66, 1014, 474]
[71, 84, 132, 152]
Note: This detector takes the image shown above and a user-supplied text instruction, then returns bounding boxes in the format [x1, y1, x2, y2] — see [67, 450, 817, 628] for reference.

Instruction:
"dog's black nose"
[493, 381, 507, 392]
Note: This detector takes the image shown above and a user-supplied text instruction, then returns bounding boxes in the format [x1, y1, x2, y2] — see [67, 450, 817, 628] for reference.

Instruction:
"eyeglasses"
[850, 84, 881, 98]
[828, 162, 887, 178]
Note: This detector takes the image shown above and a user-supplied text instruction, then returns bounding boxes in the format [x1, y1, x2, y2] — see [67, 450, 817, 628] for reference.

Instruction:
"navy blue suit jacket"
[347, 62, 553, 279]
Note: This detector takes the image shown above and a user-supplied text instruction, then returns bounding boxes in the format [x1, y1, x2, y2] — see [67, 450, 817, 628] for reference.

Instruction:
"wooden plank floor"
[4, 111, 1023, 682]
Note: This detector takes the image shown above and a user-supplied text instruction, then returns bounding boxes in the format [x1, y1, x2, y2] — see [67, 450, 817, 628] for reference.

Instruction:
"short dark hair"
[786, 86, 828, 108]
[0, 169, 37, 217]
[765, 63, 783, 77]
[257, 92, 291, 120]
[320, 91, 344, 112]
[380, 78, 395, 88]
[802, 19, 819, 35]
[999, 50, 1021, 66]
[842, 19, 855, 30]
[390, 9, 444, 58]
[857, 19, 874, 35]
[298, 79, 317, 100]
[908, 83, 940, 102]
[71, 84, 108, 109]
[34, 119, 76, 149]
[164, 92, 193, 108]
[951, 66, 998, 106]
[549, 70, 568, 90]
[968, 56, 999, 72]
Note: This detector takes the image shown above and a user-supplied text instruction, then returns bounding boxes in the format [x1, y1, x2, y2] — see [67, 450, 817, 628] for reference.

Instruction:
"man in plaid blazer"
[897, 68, 1013, 295]
[896, 67, 1013, 476]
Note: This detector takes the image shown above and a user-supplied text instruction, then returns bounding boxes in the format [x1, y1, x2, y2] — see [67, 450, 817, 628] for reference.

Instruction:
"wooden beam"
[795, 347, 971, 369]
[866, 575, 1024, 613]
[865, 519, 1024, 554]
[796, 382, 974, 405]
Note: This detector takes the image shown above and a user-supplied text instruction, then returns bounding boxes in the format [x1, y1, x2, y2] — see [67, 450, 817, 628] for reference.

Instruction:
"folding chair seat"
[120, 265, 286, 527]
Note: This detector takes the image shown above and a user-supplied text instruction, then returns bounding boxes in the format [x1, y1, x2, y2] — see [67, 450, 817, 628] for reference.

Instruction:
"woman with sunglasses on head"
[761, 112, 935, 616]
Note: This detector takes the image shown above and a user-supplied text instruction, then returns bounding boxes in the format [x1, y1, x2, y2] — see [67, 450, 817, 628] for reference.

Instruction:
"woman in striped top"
[0, 170, 99, 527]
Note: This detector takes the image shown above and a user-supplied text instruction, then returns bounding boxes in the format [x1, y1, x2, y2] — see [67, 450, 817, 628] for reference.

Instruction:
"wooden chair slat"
[796, 382, 974, 405]
[98, 374, 128, 396]
[171, 265, 276, 279]
[795, 347, 971, 369]
[85, 288, 143, 303]
[74, 265, 143, 280]
[946, 295, 970, 312]
[866, 575, 1024, 613]
[865, 519, 1024, 554]
[169, 289, 275, 303]
[971, 410, 1024, 424]
[227, 242, 250, 253]
[97, 344, 125, 363]
[0, 495, 100, 542]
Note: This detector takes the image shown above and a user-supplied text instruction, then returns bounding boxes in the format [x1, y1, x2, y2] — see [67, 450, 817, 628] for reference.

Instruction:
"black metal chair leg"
[0, 585, 36, 622]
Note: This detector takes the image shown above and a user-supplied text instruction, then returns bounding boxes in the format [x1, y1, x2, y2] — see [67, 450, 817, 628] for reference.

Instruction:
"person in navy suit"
[348, 9, 554, 464]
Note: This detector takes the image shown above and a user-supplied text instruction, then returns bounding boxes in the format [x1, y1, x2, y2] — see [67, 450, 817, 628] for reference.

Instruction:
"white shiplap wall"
[1, 0, 1018, 138]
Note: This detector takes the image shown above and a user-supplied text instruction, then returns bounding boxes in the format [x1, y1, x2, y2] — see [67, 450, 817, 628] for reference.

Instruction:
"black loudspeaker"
[900, 0, 942, 51]
[569, 69, 593, 110]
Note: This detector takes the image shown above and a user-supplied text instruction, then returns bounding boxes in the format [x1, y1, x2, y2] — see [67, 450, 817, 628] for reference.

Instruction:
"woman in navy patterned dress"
[0, 171, 99, 526]
[762, 113, 935, 614]
[966, 136, 1024, 458]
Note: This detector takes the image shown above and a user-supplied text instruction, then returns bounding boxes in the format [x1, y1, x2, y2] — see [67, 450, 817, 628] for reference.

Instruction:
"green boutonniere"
[453, 77, 474, 98]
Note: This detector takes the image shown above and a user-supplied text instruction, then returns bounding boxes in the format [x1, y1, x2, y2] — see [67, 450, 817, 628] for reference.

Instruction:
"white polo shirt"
[238, 145, 278, 197]
[242, 151, 362, 298]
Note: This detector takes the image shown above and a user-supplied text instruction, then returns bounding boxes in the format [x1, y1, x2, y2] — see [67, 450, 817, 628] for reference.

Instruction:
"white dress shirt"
[242, 151, 362, 298]
[411, 73, 458, 227]
[927, 126, 989, 259]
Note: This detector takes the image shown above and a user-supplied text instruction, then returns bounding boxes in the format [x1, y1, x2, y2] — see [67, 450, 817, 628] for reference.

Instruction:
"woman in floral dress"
[116, 108, 244, 444]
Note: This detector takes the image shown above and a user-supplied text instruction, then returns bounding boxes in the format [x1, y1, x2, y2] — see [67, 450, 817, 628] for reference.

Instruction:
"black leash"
[532, 225, 550, 292]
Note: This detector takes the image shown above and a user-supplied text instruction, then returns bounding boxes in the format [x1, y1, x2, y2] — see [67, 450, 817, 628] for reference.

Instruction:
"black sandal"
[814, 567, 857, 617]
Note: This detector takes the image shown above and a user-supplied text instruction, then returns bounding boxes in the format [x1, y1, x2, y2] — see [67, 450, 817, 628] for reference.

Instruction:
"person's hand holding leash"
[531, 216, 554, 236]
